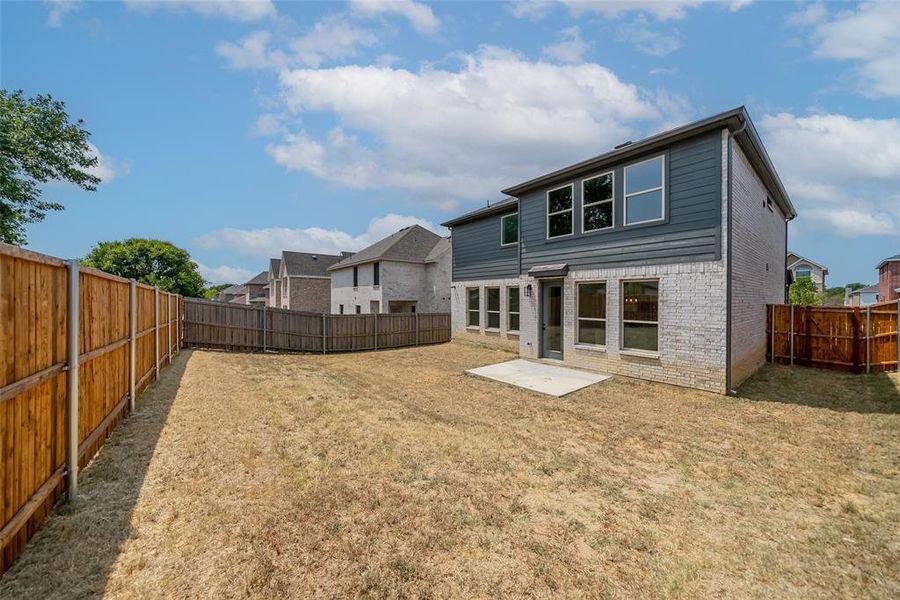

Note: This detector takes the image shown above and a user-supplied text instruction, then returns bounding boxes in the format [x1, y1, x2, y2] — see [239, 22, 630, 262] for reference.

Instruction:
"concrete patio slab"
[466, 359, 611, 397]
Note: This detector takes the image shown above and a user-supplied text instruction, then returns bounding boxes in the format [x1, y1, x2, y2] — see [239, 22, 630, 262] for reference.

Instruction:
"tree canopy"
[1, 89, 100, 245]
[82, 239, 205, 297]
[789, 277, 823, 306]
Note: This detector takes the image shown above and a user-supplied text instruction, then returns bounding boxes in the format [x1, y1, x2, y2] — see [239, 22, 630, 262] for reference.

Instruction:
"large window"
[624, 156, 664, 225]
[577, 282, 607, 346]
[373, 262, 380, 286]
[508, 286, 520, 332]
[501, 213, 518, 246]
[546, 184, 573, 238]
[582, 172, 613, 232]
[486, 287, 500, 329]
[622, 280, 659, 352]
[467, 287, 480, 327]
[795, 266, 812, 279]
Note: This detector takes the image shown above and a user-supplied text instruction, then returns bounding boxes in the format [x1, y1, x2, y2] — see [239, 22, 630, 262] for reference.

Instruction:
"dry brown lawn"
[2, 341, 899, 599]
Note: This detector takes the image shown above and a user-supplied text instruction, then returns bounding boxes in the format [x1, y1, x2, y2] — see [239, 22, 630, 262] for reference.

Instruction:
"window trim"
[466, 286, 480, 328]
[581, 171, 615, 235]
[500, 212, 519, 247]
[623, 155, 666, 227]
[575, 280, 607, 348]
[545, 183, 575, 240]
[620, 278, 660, 355]
[507, 286, 520, 332]
[485, 287, 501, 331]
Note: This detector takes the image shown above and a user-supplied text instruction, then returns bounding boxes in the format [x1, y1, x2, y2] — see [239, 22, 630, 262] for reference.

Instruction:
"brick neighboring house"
[442, 107, 797, 394]
[215, 284, 246, 303]
[273, 251, 348, 312]
[876, 254, 900, 302]
[787, 252, 828, 293]
[267, 258, 282, 307]
[327, 225, 451, 314]
[244, 271, 268, 305]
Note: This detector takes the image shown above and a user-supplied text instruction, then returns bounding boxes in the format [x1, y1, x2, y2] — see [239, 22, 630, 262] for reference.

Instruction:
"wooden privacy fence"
[766, 301, 899, 373]
[182, 297, 450, 353]
[0, 243, 183, 574]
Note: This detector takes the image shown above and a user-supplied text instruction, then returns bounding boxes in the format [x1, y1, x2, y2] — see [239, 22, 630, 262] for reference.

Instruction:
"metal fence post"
[789, 304, 794, 366]
[262, 305, 267, 352]
[866, 305, 871, 374]
[66, 259, 79, 500]
[154, 288, 160, 379]
[129, 279, 137, 412]
[374, 313, 378, 350]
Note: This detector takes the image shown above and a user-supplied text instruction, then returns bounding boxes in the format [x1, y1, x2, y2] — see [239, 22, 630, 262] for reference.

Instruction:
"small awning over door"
[528, 263, 569, 278]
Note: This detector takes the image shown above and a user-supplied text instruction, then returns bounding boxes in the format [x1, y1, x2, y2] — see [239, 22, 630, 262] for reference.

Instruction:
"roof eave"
[441, 199, 518, 228]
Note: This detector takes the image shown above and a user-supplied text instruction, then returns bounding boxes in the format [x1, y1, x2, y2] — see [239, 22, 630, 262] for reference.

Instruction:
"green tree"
[82, 239, 205, 297]
[1, 90, 100, 245]
[789, 277, 823, 306]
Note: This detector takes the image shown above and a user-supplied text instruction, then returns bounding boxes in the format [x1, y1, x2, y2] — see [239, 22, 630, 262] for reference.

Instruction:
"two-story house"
[274, 251, 347, 312]
[244, 271, 268, 305]
[327, 225, 451, 314]
[266, 258, 282, 308]
[787, 252, 828, 293]
[876, 254, 900, 302]
[442, 107, 796, 393]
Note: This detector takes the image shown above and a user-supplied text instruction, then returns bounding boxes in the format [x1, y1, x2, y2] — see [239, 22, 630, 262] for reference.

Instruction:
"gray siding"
[451, 210, 519, 281]
[519, 131, 723, 271]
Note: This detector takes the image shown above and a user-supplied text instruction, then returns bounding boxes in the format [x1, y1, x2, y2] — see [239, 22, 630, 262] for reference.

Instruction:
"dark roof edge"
[498, 106, 796, 220]
[441, 197, 518, 228]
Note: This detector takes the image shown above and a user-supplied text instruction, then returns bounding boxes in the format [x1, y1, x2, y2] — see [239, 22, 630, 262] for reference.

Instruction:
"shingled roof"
[281, 251, 345, 277]
[268, 258, 281, 278]
[245, 271, 269, 286]
[328, 225, 443, 270]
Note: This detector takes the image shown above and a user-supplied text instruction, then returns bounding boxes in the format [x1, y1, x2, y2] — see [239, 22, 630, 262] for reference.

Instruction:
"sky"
[2, 0, 898, 286]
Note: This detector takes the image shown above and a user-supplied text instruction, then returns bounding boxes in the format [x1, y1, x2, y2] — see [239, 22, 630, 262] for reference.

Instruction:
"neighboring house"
[214, 284, 246, 303]
[844, 285, 878, 307]
[876, 254, 900, 302]
[327, 225, 451, 314]
[267, 258, 282, 308]
[276, 251, 347, 312]
[787, 252, 828, 293]
[442, 107, 796, 394]
[244, 271, 268, 305]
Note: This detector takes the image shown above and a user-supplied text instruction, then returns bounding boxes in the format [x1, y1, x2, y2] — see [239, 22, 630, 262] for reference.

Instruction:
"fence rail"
[0, 242, 183, 574]
[766, 301, 899, 373]
[182, 297, 450, 353]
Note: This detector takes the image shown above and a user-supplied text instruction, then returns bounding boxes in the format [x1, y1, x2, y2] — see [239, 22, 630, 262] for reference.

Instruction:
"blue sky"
[3, 0, 898, 286]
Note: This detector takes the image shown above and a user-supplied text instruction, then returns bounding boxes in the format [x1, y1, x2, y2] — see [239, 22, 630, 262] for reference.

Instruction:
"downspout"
[725, 118, 746, 395]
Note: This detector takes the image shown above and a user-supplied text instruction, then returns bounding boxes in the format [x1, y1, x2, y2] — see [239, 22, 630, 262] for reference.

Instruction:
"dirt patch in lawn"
[2, 343, 899, 598]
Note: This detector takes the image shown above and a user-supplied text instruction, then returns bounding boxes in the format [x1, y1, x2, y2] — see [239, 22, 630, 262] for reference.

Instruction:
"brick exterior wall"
[450, 277, 522, 351]
[789, 262, 826, 293]
[330, 255, 451, 314]
[729, 140, 788, 387]
[331, 263, 382, 313]
[878, 261, 900, 302]
[268, 279, 282, 308]
[282, 276, 331, 312]
[424, 247, 452, 313]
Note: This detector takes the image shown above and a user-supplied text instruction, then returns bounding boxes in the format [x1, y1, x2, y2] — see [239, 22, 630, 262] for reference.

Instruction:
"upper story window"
[624, 155, 665, 226]
[582, 172, 614, 233]
[795, 266, 812, 279]
[500, 213, 518, 246]
[353, 266, 359, 287]
[546, 184, 574, 239]
[373, 262, 380, 286]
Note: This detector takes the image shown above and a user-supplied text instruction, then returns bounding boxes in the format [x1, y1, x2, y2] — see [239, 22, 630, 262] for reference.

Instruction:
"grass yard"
[2, 341, 899, 598]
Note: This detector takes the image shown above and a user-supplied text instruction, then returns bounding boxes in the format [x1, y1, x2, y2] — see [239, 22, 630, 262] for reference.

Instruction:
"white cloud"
[215, 30, 274, 69]
[193, 214, 442, 258]
[728, 0, 753, 11]
[760, 112, 900, 238]
[348, 0, 440, 35]
[786, 2, 826, 26]
[43, 0, 79, 27]
[289, 15, 379, 68]
[512, 0, 754, 21]
[542, 27, 589, 63]
[266, 46, 674, 205]
[196, 263, 255, 284]
[86, 143, 131, 184]
[616, 17, 682, 56]
[123, 0, 276, 21]
[797, 2, 900, 97]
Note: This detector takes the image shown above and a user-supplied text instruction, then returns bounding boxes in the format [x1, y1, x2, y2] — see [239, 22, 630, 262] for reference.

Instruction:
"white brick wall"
[450, 277, 522, 350]
[332, 257, 451, 314]
[730, 140, 787, 386]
